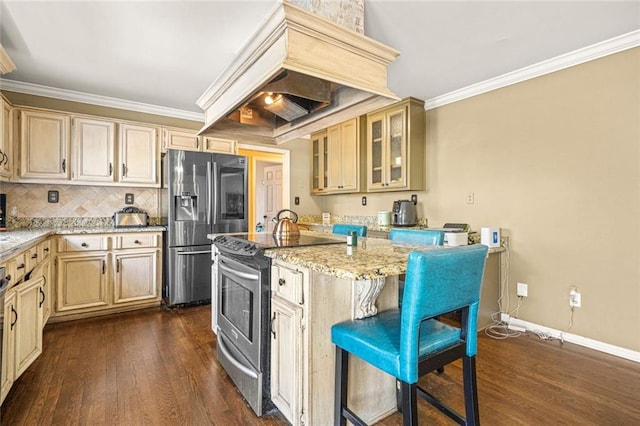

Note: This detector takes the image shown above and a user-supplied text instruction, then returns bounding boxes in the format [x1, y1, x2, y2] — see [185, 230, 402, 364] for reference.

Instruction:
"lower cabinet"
[1, 275, 44, 404]
[54, 232, 162, 318]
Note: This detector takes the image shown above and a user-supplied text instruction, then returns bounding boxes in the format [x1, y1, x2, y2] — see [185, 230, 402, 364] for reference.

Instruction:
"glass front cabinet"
[366, 97, 426, 192]
[310, 131, 328, 194]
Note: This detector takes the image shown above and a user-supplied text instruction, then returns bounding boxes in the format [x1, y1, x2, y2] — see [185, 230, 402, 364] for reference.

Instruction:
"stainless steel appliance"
[212, 233, 343, 416]
[392, 199, 417, 226]
[112, 206, 149, 228]
[162, 149, 248, 306]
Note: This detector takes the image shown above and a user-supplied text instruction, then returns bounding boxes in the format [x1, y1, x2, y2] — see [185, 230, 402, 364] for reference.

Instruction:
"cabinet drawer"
[8, 252, 27, 284]
[25, 246, 39, 273]
[271, 263, 303, 305]
[39, 239, 52, 259]
[114, 233, 159, 249]
[58, 235, 108, 252]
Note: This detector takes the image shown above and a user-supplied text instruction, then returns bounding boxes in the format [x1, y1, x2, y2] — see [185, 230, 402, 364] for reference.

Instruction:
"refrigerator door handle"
[212, 161, 219, 225]
[207, 161, 212, 225]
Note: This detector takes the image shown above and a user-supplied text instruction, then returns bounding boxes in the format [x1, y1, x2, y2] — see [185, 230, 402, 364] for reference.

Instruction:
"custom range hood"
[196, 1, 400, 145]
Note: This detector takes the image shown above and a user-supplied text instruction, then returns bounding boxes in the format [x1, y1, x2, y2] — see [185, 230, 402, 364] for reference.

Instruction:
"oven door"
[216, 254, 267, 370]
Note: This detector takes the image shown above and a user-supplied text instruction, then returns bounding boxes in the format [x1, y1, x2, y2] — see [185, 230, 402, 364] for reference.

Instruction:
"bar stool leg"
[335, 347, 349, 426]
[400, 381, 418, 426]
[462, 356, 480, 426]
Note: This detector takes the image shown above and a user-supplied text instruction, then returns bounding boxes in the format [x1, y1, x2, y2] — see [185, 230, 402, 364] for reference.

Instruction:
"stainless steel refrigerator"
[161, 149, 248, 306]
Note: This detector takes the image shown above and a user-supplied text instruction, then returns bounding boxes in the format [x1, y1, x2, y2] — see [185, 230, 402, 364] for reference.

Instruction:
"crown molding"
[0, 78, 205, 122]
[425, 29, 640, 110]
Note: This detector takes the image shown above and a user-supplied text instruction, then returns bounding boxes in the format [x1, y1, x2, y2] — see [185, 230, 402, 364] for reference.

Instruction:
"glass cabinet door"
[386, 108, 406, 187]
[368, 112, 385, 189]
[311, 131, 327, 193]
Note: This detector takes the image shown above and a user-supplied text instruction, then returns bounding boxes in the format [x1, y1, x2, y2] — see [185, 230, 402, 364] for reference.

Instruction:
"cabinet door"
[1, 290, 17, 404]
[164, 128, 199, 152]
[310, 131, 327, 194]
[56, 253, 109, 313]
[336, 118, 359, 192]
[385, 107, 407, 189]
[202, 137, 237, 154]
[0, 97, 12, 179]
[36, 258, 53, 323]
[113, 250, 159, 304]
[14, 276, 44, 377]
[72, 117, 116, 182]
[119, 123, 158, 185]
[367, 111, 385, 191]
[270, 297, 303, 425]
[326, 124, 342, 191]
[20, 110, 70, 180]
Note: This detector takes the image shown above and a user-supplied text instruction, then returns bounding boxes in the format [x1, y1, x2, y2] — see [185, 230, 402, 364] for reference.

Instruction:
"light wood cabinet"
[1, 290, 17, 404]
[162, 127, 237, 155]
[310, 130, 328, 194]
[0, 95, 12, 179]
[366, 97, 425, 192]
[72, 117, 116, 182]
[311, 117, 363, 195]
[119, 123, 158, 185]
[14, 275, 44, 377]
[54, 232, 162, 318]
[56, 252, 109, 313]
[270, 260, 307, 425]
[19, 109, 70, 180]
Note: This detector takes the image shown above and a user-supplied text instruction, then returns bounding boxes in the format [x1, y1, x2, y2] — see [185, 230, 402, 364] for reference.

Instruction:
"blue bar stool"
[332, 224, 368, 237]
[389, 229, 444, 306]
[331, 244, 489, 426]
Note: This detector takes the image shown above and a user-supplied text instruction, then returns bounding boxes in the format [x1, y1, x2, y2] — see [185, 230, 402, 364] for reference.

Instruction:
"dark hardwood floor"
[2, 305, 639, 425]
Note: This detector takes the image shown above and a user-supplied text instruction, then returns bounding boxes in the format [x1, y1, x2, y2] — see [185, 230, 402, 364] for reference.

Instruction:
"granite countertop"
[264, 233, 504, 281]
[264, 237, 445, 280]
[0, 226, 166, 262]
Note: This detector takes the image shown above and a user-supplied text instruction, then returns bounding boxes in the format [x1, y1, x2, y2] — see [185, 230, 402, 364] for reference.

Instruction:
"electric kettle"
[272, 209, 301, 236]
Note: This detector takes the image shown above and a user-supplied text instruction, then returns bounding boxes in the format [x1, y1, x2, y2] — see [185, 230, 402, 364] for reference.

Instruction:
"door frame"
[238, 144, 290, 232]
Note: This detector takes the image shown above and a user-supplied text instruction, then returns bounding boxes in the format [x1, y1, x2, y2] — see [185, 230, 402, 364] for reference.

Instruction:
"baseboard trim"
[503, 315, 640, 363]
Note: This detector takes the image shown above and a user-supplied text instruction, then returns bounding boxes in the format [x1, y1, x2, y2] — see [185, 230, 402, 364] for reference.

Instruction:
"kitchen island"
[263, 236, 503, 425]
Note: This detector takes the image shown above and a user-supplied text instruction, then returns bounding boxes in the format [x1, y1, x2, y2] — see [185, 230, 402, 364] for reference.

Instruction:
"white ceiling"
[0, 0, 638, 121]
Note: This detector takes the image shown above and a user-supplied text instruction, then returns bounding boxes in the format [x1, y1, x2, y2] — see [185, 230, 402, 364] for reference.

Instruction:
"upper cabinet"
[118, 123, 158, 185]
[72, 117, 116, 182]
[19, 110, 71, 180]
[162, 127, 237, 155]
[311, 117, 363, 195]
[366, 97, 425, 192]
[0, 96, 13, 180]
[16, 107, 160, 187]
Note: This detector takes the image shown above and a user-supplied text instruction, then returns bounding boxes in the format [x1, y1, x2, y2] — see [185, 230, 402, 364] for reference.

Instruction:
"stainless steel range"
[211, 233, 343, 416]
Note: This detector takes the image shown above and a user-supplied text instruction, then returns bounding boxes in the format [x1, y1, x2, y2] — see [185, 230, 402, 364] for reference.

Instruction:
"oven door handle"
[219, 262, 260, 281]
[177, 250, 212, 256]
[217, 331, 259, 379]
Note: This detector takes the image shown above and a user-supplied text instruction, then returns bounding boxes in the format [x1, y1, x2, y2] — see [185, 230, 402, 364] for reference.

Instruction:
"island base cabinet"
[270, 297, 303, 425]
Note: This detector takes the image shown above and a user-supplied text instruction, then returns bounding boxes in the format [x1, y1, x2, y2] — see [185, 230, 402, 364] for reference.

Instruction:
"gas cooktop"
[213, 233, 343, 257]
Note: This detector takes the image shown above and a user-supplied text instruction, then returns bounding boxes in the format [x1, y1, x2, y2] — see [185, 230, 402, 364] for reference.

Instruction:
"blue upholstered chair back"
[399, 244, 488, 383]
[332, 224, 367, 237]
[389, 228, 444, 245]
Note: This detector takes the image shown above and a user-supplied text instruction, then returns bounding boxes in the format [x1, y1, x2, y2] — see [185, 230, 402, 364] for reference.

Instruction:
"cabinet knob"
[81, 242, 88, 247]
[278, 278, 286, 286]
[17, 263, 25, 270]
[44, 247, 50, 253]
[31, 253, 38, 259]
[134, 239, 141, 244]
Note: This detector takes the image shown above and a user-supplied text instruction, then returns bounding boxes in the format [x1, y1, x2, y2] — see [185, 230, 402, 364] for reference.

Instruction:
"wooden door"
[118, 123, 158, 185]
[14, 276, 44, 377]
[56, 253, 109, 313]
[263, 164, 282, 233]
[0, 98, 12, 179]
[19, 110, 70, 180]
[113, 250, 159, 304]
[72, 117, 116, 182]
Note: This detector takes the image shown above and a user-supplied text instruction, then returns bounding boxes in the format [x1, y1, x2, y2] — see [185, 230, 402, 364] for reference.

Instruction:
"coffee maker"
[392, 199, 417, 226]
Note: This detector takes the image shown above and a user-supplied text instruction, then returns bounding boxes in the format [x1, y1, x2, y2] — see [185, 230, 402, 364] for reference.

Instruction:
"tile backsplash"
[0, 183, 160, 219]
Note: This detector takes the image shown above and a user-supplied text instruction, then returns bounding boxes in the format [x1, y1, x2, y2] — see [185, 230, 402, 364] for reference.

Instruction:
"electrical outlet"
[294, 196, 300, 205]
[47, 190, 59, 203]
[517, 282, 528, 297]
[361, 196, 367, 206]
[411, 194, 418, 204]
[466, 192, 474, 204]
[570, 289, 581, 308]
[125, 193, 134, 204]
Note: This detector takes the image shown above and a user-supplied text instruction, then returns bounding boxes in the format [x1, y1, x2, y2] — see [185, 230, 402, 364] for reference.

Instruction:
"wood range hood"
[196, 1, 400, 145]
